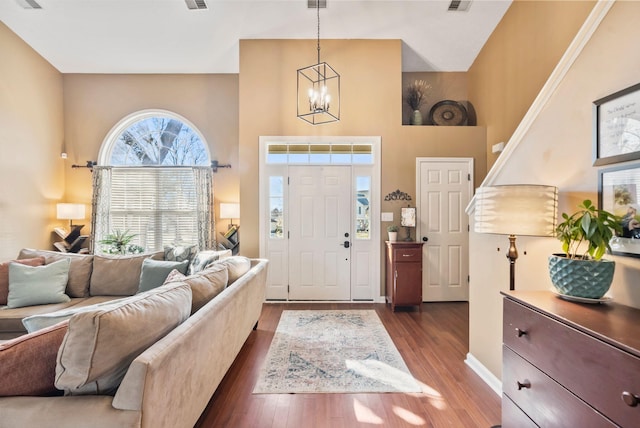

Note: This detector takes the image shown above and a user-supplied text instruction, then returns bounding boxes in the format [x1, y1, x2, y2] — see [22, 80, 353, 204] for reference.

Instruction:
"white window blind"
[102, 168, 201, 252]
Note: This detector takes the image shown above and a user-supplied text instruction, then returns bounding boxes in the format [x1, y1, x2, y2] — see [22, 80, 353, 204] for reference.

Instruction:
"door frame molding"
[259, 136, 381, 301]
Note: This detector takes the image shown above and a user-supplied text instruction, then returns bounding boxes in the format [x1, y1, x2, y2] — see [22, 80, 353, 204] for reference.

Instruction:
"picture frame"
[401, 207, 416, 227]
[593, 82, 640, 166]
[598, 163, 640, 258]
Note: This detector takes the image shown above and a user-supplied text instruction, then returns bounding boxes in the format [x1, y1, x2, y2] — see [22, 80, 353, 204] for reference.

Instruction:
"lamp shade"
[56, 203, 85, 221]
[474, 185, 558, 236]
[219, 203, 240, 220]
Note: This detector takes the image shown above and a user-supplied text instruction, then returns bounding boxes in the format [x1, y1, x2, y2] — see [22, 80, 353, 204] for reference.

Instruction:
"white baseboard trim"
[465, 352, 502, 397]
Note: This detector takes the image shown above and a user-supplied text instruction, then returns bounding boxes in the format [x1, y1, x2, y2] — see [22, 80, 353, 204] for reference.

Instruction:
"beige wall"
[468, 0, 595, 171]
[238, 40, 486, 292]
[469, 1, 640, 380]
[62, 73, 240, 238]
[0, 22, 64, 259]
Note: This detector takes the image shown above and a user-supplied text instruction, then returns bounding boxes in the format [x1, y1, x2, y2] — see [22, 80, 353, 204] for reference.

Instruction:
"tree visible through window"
[93, 111, 213, 254]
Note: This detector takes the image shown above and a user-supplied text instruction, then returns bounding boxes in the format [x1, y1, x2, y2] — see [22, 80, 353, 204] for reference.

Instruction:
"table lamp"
[220, 203, 240, 229]
[57, 203, 86, 229]
[474, 185, 557, 290]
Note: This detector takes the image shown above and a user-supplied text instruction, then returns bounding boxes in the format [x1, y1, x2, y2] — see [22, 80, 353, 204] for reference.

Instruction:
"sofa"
[0, 248, 268, 428]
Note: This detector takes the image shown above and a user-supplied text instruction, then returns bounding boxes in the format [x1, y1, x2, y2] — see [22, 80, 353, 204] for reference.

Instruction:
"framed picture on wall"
[593, 82, 640, 166]
[599, 163, 640, 257]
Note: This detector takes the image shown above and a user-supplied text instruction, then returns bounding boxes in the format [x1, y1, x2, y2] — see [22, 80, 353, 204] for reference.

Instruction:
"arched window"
[92, 110, 214, 254]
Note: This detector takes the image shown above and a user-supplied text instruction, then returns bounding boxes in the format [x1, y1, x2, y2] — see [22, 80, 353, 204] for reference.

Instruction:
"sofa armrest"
[0, 395, 140, 428]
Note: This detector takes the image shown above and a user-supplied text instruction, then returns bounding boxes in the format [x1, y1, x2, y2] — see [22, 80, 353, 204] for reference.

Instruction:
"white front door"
[288, 165, 351, 300]
[416, 158, 473, 301]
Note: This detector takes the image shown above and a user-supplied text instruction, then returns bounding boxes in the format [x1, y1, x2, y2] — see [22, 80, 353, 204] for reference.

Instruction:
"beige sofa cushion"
[18, 249, 94, 298]
[214, 256, 252, 284]
[164, 263, 228, 314]
[0, 320, 68, 397]
[55, 282, 192, 395]
[89, 252, 162, 296]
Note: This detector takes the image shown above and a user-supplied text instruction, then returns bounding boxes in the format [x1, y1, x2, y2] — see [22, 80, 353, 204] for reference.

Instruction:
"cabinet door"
[395, 262, 422, 304]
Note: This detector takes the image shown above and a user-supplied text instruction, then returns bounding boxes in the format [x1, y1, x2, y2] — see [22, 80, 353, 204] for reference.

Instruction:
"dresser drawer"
[393, 248, 421, 262]
[504, 298, 640, 427]
[503, 346, 615, 427]
[502, 395, 538, 428]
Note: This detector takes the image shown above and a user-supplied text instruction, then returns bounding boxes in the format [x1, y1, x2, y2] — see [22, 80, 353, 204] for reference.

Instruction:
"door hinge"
[288, 176, 290, 185]
[468, 275, 470, 283]
[467, 173, 471, 181]
[287, 231, 290, 239]
[468, 224, 470, 232]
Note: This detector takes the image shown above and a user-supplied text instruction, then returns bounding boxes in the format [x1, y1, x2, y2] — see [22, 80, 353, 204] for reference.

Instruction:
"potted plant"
[405, 79, 431, 125]
[99, 229, 145, 255]
[548, 199, 621, 299]
[387, 224, 399, 242]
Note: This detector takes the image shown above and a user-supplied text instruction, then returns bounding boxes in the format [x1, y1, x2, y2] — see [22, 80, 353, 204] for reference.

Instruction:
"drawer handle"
[515, 328, 527, 337]
[622, 391, 639, 407]
[402, 254, 412, 257]
[517, 381, 531, 390]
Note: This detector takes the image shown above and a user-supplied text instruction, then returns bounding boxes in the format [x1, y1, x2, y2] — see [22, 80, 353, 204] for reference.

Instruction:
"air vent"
[15, 0, 42, 9]
[308, 0, 327, 8]
[448, 0, 472, 12]
[185, 0, 207, 10]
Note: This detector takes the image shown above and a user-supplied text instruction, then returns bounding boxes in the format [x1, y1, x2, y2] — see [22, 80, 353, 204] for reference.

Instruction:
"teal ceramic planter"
[548, 254, 614, 299]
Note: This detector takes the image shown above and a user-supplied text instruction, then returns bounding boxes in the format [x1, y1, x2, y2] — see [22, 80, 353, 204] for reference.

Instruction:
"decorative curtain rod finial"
[211, 160, 232, 173]
[71, 161, 97, 170]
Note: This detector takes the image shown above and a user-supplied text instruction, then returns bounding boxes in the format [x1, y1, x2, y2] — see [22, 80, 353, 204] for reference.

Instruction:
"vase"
[388, 232, 398, 242]
[548, 254, 615, 299]
[411, 110, 423, 126]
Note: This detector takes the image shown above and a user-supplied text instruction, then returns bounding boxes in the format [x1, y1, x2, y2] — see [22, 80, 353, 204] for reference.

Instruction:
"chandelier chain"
[316, 0, 320, 64]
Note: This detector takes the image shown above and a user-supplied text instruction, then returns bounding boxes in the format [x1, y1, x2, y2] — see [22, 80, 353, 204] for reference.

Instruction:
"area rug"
[253, 310, 421, 394]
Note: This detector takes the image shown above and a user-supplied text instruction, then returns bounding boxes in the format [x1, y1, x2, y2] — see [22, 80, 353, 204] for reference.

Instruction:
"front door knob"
[422, 236, 429, 242]
[342, 241, 350, 248]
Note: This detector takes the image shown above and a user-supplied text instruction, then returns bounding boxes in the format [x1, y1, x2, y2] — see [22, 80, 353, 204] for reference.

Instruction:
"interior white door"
[416, 158, 472, 301]
[288, 165, 351, 300]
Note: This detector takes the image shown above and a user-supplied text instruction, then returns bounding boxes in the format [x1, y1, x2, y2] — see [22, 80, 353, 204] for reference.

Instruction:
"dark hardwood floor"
[196, 302, 501, 428]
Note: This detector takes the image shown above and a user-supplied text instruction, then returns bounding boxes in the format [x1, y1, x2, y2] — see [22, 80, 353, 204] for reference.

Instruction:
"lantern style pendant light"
[297, 0, 340, 125]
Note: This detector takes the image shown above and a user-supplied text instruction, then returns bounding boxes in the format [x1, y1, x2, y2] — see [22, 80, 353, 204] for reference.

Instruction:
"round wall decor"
[429, 100, 468, 126]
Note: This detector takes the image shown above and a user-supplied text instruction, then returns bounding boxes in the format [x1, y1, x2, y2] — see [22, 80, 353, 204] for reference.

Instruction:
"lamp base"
[404, 226, 413, 241]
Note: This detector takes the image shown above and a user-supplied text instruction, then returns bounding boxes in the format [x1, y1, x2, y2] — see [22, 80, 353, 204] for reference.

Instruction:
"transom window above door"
[266, 143, 373, 165]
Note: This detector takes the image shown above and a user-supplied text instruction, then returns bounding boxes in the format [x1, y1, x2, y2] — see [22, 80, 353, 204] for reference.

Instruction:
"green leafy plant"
[99, 229, 144, 255]
[387, 224, 399, 233]
[555, 199, 621, 260]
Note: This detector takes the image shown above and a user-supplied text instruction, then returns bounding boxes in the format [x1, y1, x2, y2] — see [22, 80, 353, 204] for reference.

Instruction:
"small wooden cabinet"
[385, 241, 424, 311]
[502, 291, 640, 427]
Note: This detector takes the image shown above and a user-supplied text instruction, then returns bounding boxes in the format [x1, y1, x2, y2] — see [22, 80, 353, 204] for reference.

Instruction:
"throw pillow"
[0, 320, 68, 397]
[18, 249, 93, 298]
[22, 296, 130, 334]
[163, 268, 187, 285]
[188, 249, 232, 275]
[138, 259, 189, 293]
[182, 263, 228, 314]
[214, 256, 252, 284]
[89, 252, 163, 296]
[164, 244, 198, 264]
[7, 259, 71, 308]
[55, 282, 192, 395]
[0, 257, 45, 305]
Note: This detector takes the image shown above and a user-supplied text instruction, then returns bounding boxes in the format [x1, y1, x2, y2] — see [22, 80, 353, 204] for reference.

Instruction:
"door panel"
[417, 158, 472, 301]
[289, 166, 351, 300]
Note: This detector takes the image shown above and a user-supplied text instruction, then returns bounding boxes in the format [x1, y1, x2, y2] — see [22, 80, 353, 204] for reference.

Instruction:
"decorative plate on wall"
[429, 100, 468, 126]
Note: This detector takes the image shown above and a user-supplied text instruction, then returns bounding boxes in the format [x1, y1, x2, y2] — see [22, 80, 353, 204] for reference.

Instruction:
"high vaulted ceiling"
[0, 0, 512, 74]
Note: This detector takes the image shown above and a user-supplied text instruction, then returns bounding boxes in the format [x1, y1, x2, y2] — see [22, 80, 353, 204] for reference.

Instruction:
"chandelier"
[297, 0, 340, 125]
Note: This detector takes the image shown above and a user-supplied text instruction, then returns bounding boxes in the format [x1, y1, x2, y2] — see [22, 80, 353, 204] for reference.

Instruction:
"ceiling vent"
[308, 0, 327, 8]
[15, 0, 42, 9]
[448, 0, 472, 12]
[185, 0, 208, 10]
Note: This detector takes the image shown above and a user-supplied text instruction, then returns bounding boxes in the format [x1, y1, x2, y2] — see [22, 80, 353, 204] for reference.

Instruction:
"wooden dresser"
[385, 241, 423, 311]
[501, 291, 640, 427]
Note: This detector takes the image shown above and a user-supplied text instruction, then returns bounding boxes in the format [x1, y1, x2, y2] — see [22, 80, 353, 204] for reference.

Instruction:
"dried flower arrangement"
[405, 79, 432, 111]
